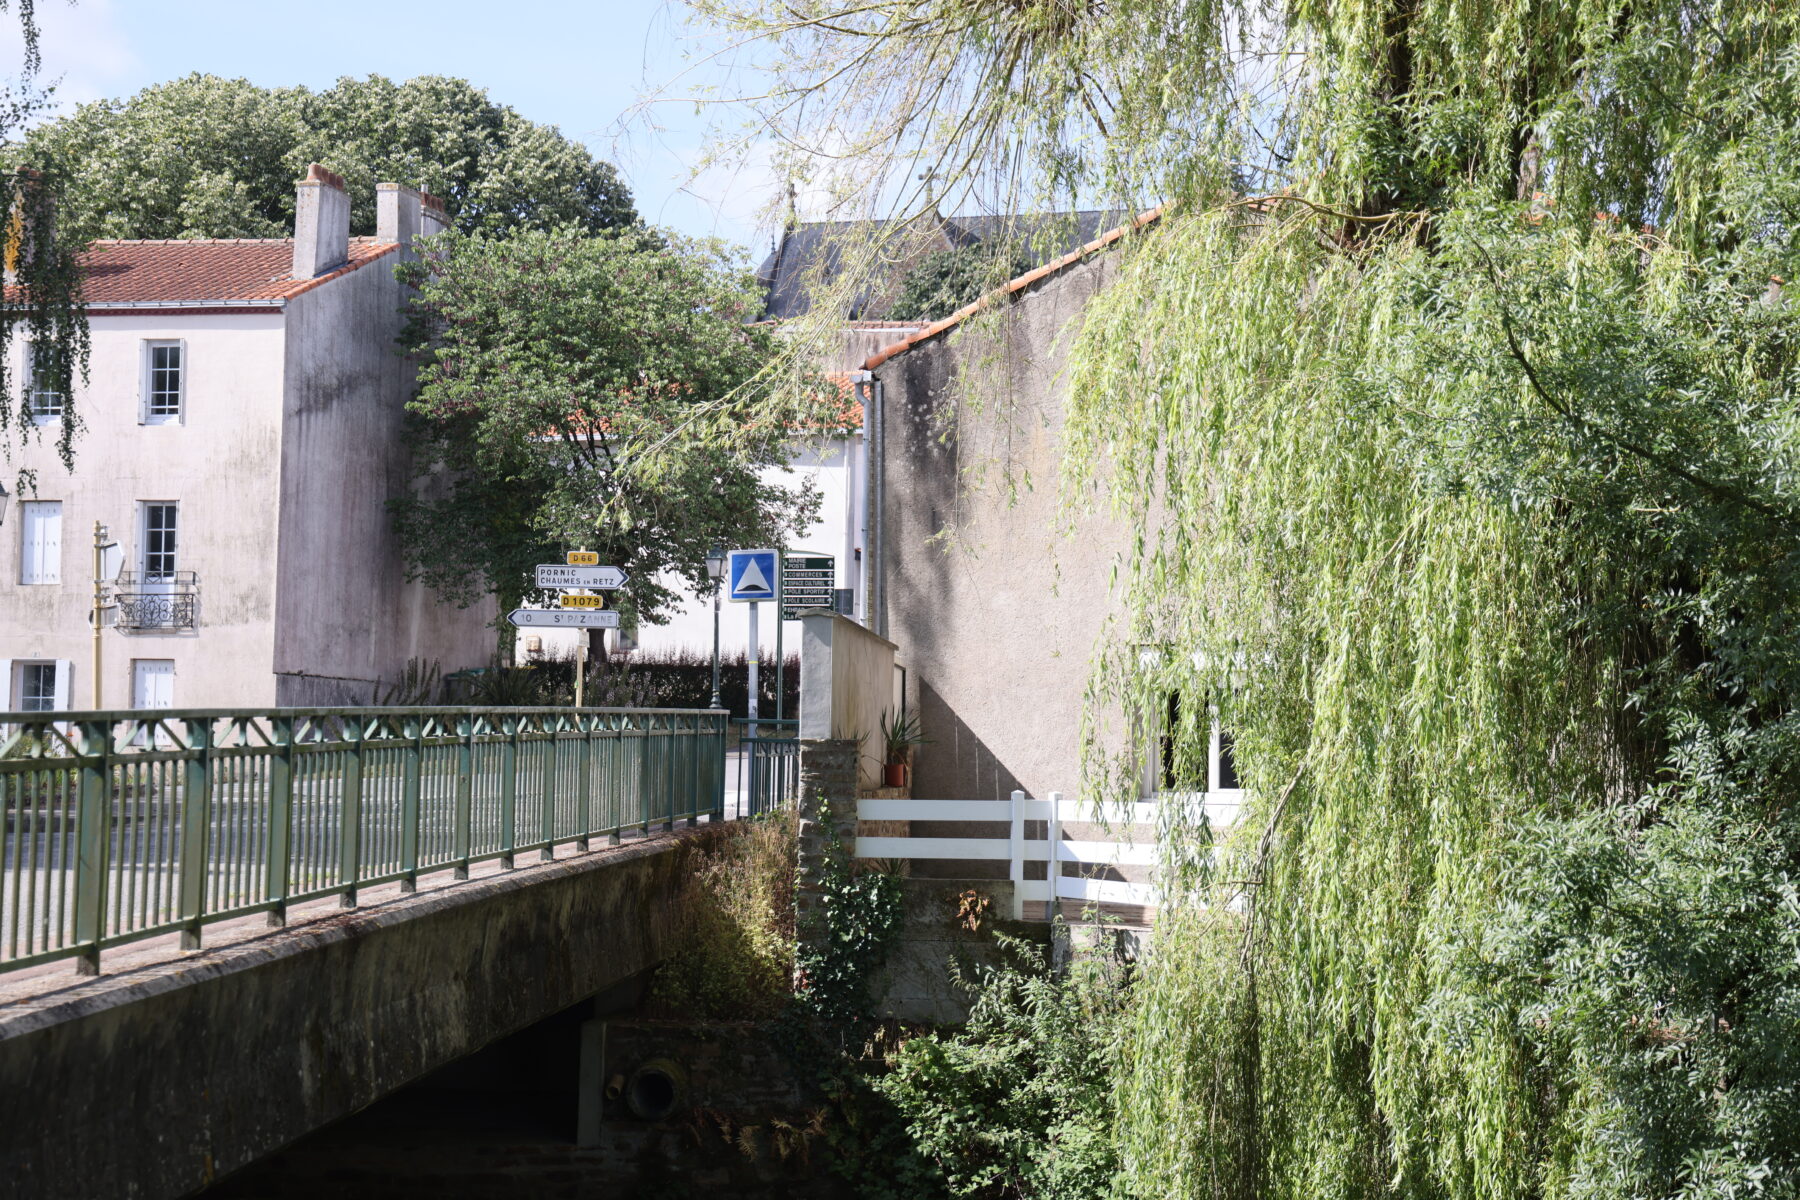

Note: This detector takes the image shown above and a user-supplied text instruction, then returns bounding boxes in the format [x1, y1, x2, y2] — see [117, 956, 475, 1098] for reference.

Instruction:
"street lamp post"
[0, 478, 9, 527]
[705, 545, 727, 709]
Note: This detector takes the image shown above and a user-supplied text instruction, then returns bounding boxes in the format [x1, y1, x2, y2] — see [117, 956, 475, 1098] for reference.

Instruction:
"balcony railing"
[112, 571, 199, 631]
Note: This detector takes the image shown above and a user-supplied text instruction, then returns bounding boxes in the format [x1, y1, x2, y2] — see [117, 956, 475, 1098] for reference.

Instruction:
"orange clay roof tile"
[76, 237, 397, 306]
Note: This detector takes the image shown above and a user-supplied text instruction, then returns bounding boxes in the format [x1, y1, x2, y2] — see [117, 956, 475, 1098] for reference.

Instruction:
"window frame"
[24, 341, 64, 423]
[16, 661, 57, 712]
[139, 501, 179, 582]
[140, 339, 185, 425]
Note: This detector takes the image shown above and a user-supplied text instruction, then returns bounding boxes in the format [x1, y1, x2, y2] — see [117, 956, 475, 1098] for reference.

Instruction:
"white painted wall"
[0, 312, 287, 709]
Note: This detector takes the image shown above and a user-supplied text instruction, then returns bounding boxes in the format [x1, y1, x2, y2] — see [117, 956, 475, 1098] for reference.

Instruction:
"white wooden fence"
[855, 789, 1242, 918]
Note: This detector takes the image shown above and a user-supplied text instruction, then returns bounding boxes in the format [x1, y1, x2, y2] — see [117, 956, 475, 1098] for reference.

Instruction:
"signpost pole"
[747, 600, 759, 740]
[575, 629, 588, 707]
[774, 549, 785, 724]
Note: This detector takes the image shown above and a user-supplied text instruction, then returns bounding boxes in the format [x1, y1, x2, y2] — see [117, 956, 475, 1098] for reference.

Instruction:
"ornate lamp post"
[705, 545, 727, 709]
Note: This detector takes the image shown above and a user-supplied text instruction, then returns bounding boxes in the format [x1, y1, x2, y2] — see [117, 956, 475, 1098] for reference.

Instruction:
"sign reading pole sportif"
[727, 549, 779, 732]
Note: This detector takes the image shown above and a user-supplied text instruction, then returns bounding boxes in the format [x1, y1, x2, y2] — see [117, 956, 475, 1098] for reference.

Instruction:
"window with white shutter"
[19, 500, 61, 584]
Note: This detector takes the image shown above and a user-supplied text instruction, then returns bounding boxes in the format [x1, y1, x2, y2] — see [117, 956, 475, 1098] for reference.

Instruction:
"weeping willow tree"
[683, 2, 1800, 1196]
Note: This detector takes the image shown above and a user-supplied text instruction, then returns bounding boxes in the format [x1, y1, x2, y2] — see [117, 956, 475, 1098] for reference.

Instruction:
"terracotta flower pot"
[883, 762, 909, 789]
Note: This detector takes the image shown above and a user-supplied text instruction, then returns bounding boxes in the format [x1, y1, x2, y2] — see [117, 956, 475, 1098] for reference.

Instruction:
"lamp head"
[705, 544, 727, 582]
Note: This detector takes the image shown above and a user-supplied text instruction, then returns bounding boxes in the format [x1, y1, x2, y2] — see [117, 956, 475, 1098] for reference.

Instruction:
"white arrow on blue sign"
[727, 548, 779, 603]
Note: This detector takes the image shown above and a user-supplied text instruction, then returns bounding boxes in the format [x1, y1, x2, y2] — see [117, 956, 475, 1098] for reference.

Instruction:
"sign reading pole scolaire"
[728, 549, 779, 733]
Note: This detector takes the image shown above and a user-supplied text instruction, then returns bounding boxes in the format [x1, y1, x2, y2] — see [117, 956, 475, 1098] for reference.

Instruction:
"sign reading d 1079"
[508, 608, 621, 629]
[535, 564, 628, 589]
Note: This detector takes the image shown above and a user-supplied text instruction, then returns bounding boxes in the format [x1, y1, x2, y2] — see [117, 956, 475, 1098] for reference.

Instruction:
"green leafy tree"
[691, 2, 1800, 1197]
[392, 226, 821, 631]
[16, 72, 636, 243]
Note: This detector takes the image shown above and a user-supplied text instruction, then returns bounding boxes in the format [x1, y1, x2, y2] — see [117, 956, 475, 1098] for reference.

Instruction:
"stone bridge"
[0, 827, 720, 1200]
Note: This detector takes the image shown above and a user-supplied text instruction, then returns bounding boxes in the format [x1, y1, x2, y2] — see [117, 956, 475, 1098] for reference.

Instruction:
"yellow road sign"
[566, 550, 600, 565]
[560, 594, 607, 609]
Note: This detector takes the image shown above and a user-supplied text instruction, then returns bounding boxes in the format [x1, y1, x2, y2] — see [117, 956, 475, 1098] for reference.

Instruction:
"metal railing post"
[454, 713, 474, 879]
[540, 717, 557, 862]
[663, 715, 676, 832]
[71, 718, 113, 975]
[501, 714, 519, 870]
[178, 717, 213, 948]
[606, 714, 621, 846]
[1009, 789, 1026, 922]
[399, 713, 422, 892]
[576, 714, 593, 853]
[637, 714, 651, 840]
[686, 717, 699, 827]
[339, 716, 363, 907]
[714, 713, 726, 820]
[266, 716, 295, 927]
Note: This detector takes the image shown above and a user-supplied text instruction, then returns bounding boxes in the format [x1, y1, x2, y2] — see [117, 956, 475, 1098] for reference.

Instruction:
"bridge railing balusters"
[0, 706, 728, 977]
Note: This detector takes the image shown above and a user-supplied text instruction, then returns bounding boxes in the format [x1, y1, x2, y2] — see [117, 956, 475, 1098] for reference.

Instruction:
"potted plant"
[881, 709, 929, 788]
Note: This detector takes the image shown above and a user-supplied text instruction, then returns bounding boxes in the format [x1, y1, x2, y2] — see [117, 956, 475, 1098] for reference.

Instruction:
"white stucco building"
[0, 165, 493, 712]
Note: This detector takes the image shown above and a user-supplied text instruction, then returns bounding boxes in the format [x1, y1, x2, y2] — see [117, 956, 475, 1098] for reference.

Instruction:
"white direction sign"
[535, 564, 628, 590]
[508, 608, 621, 629]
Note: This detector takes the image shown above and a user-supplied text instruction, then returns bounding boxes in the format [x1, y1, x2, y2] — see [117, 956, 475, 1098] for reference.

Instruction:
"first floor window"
[17, 662, 56, 711]
[144, 341, 183, 422]
[141, 502, 178, 581]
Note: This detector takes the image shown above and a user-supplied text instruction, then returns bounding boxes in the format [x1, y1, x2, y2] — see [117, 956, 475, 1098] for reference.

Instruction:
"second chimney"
[293, 163, 349, 280]
[376, 182, 421, 257]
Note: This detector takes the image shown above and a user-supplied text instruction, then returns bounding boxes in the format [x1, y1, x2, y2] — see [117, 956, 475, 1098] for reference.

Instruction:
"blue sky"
[16, 0, 784, 253]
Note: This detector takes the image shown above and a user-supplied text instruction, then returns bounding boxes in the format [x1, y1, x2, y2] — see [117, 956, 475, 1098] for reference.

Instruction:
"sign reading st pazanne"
[536, 564, 627, 590]
[508, 608, 621, 629]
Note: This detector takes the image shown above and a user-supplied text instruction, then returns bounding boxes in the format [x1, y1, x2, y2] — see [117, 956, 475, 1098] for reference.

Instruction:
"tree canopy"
[391, 226, 822, 632]
[15, 73, 637, 243]
[688, 1, 1800, 1196]
[888, 242, 1033, 321]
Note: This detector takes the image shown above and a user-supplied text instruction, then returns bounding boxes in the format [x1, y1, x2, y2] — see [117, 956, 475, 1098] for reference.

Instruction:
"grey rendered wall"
[272, 258, 495, 704]
[872, 253, 1130, 801]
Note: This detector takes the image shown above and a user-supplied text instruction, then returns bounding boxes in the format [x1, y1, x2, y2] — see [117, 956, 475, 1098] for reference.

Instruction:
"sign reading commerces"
[535, 564, 628, 590]
[781, 554, 835, 620]
[508, 608, 620, 629]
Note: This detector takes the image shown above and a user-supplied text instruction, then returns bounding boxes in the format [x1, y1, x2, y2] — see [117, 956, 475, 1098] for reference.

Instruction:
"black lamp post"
[0, 478, 9, 528]
[705, 544, 727, 709]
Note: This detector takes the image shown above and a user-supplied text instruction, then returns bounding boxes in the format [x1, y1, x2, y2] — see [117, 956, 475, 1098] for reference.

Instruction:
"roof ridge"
[861, 205, 1164, 371]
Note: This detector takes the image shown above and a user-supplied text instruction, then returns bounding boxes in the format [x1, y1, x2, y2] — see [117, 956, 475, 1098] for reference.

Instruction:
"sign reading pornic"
[508, 608, 621, 629]
[536, 564, 628, 590]
[781, 554, 835, 620]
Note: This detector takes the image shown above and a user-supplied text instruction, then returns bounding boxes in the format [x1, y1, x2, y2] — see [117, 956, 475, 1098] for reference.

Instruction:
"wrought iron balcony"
[112, 571, 199, 632]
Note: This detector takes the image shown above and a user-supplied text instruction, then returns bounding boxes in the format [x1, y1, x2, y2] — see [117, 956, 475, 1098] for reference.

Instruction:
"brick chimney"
[375, 182, 421, 257]
[292, 163, 349, 280]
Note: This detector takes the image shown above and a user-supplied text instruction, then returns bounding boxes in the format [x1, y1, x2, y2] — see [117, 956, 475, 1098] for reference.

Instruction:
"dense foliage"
[889, 243, 1034, 321]
[15, 73, 635, 242]
[650, 810, 799, 1020]
[393, 226, 821, 630]
[877, 932, 1130, 1200]
[689, 2, 1800, 1197]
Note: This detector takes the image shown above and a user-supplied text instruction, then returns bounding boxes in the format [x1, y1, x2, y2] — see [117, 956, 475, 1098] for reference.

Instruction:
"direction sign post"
[780, 555, 836, 620]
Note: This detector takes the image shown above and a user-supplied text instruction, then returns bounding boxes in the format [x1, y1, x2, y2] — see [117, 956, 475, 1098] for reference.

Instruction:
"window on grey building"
[141, 503, 178, 580]
[25, 342, 63, 421]
[143, 341, 183, 423]
[17, 662, 56, 712]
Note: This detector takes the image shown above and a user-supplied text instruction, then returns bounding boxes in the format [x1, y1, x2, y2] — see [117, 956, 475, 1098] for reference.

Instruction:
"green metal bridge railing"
[0, 705, 728, 976]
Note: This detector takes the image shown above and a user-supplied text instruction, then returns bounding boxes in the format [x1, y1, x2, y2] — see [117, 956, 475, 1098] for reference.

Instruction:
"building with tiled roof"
[1, 165, 492, 711]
